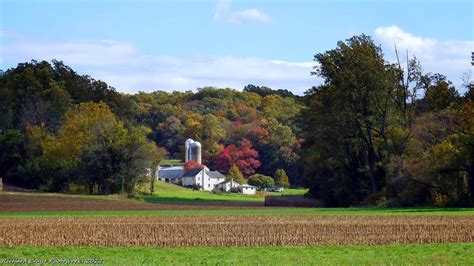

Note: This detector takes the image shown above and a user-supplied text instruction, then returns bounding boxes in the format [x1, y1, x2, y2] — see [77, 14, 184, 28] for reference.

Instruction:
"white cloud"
[213, 0, 230, 21]
[229, 9, 271, 24]
[374, 25, 473, 88]
[3, 26, 470, 96]
[213, 0, 271, 24]
[1, 39, 315, 94]
[4, 40, 149, 66]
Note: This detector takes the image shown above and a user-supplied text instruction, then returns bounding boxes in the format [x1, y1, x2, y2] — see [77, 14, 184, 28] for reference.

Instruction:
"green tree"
[0, 130, 27, 186]
[201, 114, 226, 164]
[387, 103, 473, 207]
[149, 146, 166, 194]
[226, 163, 245, 184]
[274, 169, 290, 188]
[248, 174, 275, 190]
[417, 74, 460, 113]
[262, 95, 301, 126]
[426, 102, 474, 205]
[0, 60, 71, 132]
[257, 118, 299, 179]
[76, 121, 159, 194]
[0, 60, 136, 134]
[155, 116, 185, 157]
[301, 35, 402, 205]
[21, 102, 157, 194]
[36, 102, 119, 192]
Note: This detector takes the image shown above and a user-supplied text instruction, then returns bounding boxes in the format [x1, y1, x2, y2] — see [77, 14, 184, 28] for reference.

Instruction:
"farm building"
[239, 184, 257, 195]
[181, 167, 225, 191]
[214, 179, 257, 195]
[267, 187, 284, 192]
[157, 139, 256, 193]
[157, 165, 184, 184]
[185, 139, 202, 164]
[215, 178, 241, 192]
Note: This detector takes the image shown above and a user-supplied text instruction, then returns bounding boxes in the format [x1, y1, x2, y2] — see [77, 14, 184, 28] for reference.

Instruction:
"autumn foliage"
[214, 138, 261, 176]
[183, 160, 204, 172]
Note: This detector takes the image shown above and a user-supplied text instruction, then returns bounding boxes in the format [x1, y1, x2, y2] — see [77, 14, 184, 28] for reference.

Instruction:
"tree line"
[0, 61, 164, 194]
[0, 34, 472, 206]
[299, 35, 473, 207]
[0, 60, 300, 194]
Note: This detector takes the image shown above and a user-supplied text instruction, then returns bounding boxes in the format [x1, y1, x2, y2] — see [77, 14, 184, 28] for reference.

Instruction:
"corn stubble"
[1, 215, 472, 247]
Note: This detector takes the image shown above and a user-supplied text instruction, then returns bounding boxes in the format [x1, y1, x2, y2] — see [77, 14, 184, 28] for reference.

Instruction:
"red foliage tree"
[213, 149, 232, 173]
[214, 138, 261, 176]
[183, 160, 203, 172]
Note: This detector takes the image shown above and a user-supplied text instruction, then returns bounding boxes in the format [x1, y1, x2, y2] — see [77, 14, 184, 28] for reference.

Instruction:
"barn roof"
[217, 178, 241, 185]
[182, 168, 203, 177]
[207, 170, 225, 179]
[158, 166, 184, 179]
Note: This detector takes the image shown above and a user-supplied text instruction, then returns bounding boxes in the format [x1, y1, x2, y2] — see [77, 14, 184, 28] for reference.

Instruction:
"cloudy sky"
[0, 0, 472, 95]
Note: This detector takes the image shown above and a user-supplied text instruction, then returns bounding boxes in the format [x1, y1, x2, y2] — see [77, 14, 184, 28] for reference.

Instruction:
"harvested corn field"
[1, 215, 473, 247]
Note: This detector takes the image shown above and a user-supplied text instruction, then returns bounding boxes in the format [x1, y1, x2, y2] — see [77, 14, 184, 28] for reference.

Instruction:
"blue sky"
[1, 0, 473, 94]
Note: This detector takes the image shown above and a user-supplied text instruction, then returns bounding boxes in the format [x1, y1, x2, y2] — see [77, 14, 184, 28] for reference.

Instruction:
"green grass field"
[159, 159, 183, 166]
[140, 180, 307, 204]
[1, 243, 472, 265]
[1, 207, 473, 218]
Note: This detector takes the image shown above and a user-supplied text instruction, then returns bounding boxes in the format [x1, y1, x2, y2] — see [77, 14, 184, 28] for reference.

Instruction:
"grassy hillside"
[159, 159, 183, 166]
[141, 180, 307, 204]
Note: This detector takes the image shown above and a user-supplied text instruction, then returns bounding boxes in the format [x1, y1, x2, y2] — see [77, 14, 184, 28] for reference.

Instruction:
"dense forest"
[0, 35, 472, 207]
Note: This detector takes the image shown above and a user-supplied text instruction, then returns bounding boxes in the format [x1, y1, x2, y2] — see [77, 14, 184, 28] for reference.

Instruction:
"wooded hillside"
[0, 35, 472, 207]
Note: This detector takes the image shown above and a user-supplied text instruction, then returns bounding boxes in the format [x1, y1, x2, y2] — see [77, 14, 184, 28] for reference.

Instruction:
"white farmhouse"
[181, 167, 225, 191]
